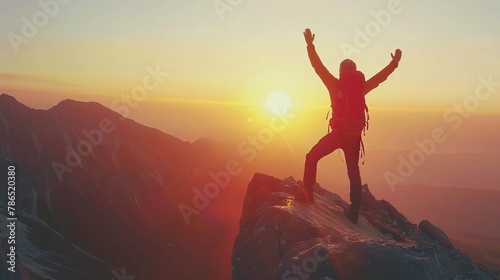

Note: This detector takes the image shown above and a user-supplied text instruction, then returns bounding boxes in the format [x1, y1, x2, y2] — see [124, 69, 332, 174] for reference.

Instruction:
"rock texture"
[232, 173, 500, 280]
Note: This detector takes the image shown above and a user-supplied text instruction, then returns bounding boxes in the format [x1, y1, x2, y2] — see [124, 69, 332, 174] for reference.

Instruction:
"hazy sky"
[0, 0, 499, 111]
[1, 1, 499, 195]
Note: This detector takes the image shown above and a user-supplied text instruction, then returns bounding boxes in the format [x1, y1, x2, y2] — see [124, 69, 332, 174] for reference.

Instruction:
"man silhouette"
[297, 28, 402, 224]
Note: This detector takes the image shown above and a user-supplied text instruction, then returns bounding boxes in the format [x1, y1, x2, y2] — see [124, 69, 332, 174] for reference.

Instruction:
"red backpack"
[328, 70, 369, 136]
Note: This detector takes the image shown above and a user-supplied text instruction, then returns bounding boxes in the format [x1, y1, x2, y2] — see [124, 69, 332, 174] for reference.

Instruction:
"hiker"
[297, 28, 402, 224]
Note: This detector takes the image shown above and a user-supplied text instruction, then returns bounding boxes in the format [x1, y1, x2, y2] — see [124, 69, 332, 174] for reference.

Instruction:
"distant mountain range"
[0, 94, 247, 279]
[1, 93, 498, 279]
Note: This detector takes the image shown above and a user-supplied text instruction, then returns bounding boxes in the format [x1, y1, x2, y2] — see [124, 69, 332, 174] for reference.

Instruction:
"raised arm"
[304, 28, 338, 87]
[364, 49, 402, 95]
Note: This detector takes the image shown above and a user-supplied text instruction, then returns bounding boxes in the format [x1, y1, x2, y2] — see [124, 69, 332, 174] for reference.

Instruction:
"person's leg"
[341, 133, 362, 223]
[341, 133, 362, 206]
[301, 132, 340, 203]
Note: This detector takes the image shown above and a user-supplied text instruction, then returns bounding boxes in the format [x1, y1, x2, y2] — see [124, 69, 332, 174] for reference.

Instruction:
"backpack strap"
[363, 103, 370, 136]
[360, 138, 366, 165]
[325, 106, 332, 134]
[361, 104, 368, 164]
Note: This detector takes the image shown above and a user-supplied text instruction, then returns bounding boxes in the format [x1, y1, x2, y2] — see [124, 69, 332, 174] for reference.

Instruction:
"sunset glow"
[1, 1, 500, 279]
[0, 1, 499, 113]
[265, 90, 293, 115]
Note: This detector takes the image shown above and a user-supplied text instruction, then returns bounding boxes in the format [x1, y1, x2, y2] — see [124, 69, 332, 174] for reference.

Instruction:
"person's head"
[339, 59, 356, 74]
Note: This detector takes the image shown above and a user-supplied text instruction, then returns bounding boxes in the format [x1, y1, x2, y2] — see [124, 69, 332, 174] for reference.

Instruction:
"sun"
[265, 90, 293, 115]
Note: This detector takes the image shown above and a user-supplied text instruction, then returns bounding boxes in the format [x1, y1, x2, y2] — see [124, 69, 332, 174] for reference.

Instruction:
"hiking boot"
[344, 203, 360, 224]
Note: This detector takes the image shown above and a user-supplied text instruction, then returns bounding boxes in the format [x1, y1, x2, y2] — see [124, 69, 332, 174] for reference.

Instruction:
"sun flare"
[265, 90, 293, 115]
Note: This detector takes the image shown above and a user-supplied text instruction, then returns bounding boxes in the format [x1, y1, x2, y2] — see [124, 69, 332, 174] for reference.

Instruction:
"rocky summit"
[232, 173, 500, 280]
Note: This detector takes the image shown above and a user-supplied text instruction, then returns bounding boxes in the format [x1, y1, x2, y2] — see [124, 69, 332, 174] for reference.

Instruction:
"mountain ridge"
[1, 94, 498, 279]
[0, 93, 242, 279]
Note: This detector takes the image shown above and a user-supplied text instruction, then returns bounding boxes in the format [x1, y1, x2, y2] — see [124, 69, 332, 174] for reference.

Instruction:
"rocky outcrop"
[232, 173, 499, 280]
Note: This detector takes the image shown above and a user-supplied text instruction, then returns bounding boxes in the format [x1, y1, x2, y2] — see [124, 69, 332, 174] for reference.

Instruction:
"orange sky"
[1, 1, 499, 144]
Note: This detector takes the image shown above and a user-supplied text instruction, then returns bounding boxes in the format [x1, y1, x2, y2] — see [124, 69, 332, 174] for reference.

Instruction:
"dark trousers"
[303, 132, 362, 206]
